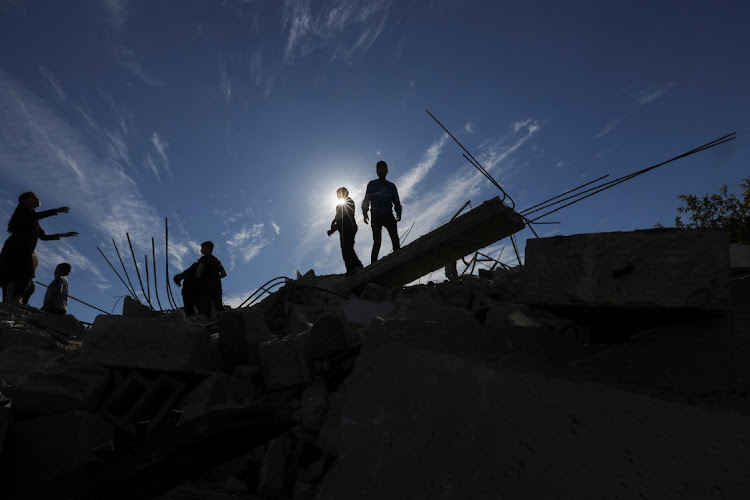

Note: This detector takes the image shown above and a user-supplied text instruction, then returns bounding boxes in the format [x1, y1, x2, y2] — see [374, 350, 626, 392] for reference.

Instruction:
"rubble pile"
[0, 228, 749, 499]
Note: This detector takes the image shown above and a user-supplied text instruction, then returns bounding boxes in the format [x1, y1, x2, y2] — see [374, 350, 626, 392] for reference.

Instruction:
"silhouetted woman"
[0, 192, 78, 304]
[327, 187, 363, 276]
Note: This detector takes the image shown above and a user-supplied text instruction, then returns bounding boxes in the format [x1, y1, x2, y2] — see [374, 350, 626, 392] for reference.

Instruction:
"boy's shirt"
[197, 255, 227, 289]
[43, 276, 68, 312]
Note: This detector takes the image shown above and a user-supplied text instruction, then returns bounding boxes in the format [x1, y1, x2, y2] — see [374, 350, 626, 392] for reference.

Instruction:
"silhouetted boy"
[327, 187, 363, 275]
[41, 262, 72, 315]
[362, 160, 402, 263]
[195, 241, 227, 317]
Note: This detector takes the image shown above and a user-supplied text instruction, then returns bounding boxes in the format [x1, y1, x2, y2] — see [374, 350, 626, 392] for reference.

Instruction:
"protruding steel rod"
[151, 238, 163, 312]
[111, 239, 139, 300]
[399, 220, 416, 246]
[144, 254, 151, 303]
[164, 218, 176, 310]
[529, 132, 737, 222]
[450, 200, 472, 222]
[238, 276, 290, 308]
[34, 280, 111, 315]
[520, 174, 610, 215]
[97, 247, 136, 299]
[426, 109, 516, 209]
[126, 233, 152, 310]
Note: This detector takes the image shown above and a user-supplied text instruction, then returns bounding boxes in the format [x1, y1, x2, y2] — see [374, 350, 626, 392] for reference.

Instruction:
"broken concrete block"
[730, 243, 750, 270]
[100, 371, 186, 434]
[122, 295, 160, 317]
[521, 229, 731, 310]
[10, 363, 111, 418]
[317, 342, 750, 499]
[217, 307, 272, 368]
[508, 310, 542, 328]
[488, 266, 524, 301]
[285, 303, 313, 336]
[341, 298, 394, 327]
[438, 281, 474, 309]
[28, 312, 87, 338]
[359, 282, 389, 302]
[258, 434, 293, 498]
[259, 332, 311, 391]
[293, 378, 329, 432]
[367, 311, 491, 360]
[389, 295, 479, 325]
[0, 406, 11, 455]
[0, 346, 62, 386]
[78, 313, 214, 371]
[305, 311, 361, 361]
[0, 324, 62, 352]
[5, 410, 113, 487]
[177, 372, 257, 423]
[482, 302, 523, 328]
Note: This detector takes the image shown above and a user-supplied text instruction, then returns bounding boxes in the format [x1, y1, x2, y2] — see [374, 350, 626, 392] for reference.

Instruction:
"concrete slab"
[217, 307, 272, 368]
[78, 313, 214, 372]
[259, 332, 312, 391]
[28, 312, 88, 338]
[177, 372, 257, 423]
[331, 197, 524, 294]
[521, 229, 731, 310]
[5, 410, 114, 488]
[317, 343, 750, 499]
[0, 346, 62, 386]
[10, 363, 111, 418]
[0, 406, 11, 455]
[341, 298, 394, 327]
[730, 243, 750, 270]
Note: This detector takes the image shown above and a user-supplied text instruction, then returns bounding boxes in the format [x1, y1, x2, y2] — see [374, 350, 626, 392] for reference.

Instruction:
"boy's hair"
[55, 263, 72, 276]
[19, 191, 36, 204]
[201, 241, 214, 252]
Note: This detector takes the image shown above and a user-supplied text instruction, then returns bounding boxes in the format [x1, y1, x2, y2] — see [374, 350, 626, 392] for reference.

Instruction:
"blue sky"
[1, 0, 747, 322]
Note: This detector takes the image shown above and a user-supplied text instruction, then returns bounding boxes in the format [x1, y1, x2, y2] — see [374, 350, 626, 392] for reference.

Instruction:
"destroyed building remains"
[0, 224, 749, 499]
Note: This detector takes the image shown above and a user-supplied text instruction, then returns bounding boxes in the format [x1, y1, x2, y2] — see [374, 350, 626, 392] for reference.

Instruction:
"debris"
[521, 229, 731, 310]
[0, 228, 748, 498]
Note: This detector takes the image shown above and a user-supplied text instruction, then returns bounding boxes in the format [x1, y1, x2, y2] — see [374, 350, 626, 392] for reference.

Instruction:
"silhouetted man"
[362, 160, 402, 264]
[195, 241, 227, 317]
[173, 262, 200, 316]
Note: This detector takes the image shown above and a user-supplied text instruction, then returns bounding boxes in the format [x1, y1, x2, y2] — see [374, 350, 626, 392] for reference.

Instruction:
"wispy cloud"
[116, 47, 165, 87]
[38, 66, 65, 104]
[464, 122, 474, 133]
[397, 133, 448, 200]
[282, 0, 390, 65]
[102, 0, 128, 31]
[401, 119, 541, 242]
[0, 70, 182, 278]
[225, 223, 274, 267]
[150, 131, 172, 179]
[272, 221, 281, 235]
[220, 72, 232, 107]
[594, 119, 621, 139]
[634, 82, 676, 105]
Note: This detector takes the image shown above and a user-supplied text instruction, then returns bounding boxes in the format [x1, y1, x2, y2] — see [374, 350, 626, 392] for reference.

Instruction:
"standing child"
[42, 263, 72, 315]
[327, 187, 363, 275]
[195, 241, 227, 317]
